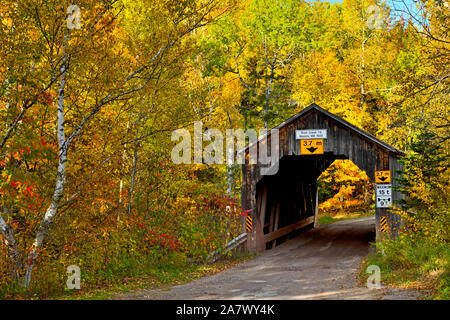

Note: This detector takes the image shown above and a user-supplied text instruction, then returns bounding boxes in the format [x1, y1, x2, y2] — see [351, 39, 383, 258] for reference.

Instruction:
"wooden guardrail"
[206, 233, 247, 264]
[264, 216, 314, 243]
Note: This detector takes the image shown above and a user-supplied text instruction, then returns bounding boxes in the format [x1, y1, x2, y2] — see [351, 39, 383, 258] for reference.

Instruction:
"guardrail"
[206, 232, 247, 263]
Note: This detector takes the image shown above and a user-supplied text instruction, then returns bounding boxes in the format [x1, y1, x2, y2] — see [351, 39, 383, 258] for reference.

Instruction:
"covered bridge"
[241, 103, 405, 252]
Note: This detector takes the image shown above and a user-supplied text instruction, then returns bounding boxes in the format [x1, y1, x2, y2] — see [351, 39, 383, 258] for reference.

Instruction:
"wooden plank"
[259, 185, 268, 230]
[304, 182, 312, 216]
[269, 206, 275, 233]
[288, 124, 295, 155]
[272, 202, 280, 247]
[314, 184, 319, 227]
[300, 182, 307, 215]
[264, 216, 314, 243]
[256, 188, 262, 216]
[308, 183, 315, 217]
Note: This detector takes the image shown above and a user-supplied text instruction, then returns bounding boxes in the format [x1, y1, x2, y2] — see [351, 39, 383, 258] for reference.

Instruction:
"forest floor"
[111, 217, 424, 300]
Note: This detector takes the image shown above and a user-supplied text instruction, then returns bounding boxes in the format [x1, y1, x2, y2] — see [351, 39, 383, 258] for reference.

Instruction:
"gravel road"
[113, 216, 422, 300]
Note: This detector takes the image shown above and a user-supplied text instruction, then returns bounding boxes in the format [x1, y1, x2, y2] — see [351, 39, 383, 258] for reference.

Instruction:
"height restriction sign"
[375, 170, 391, 183]
[300, 139, 324, 155]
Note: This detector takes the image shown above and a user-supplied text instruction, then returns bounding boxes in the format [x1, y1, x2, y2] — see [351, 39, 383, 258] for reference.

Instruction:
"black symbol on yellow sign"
[300, 139, 324, 155]
[375, 170, 391, 183]
[380, 216, 389, 232]
[246, 216, 253, 232]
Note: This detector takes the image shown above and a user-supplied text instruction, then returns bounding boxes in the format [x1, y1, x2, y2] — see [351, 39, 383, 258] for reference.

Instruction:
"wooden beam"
[259, 185, 268, 230]
[314, 183, 319, 227]
[300, 182, 307, 215]
[256, 188, 262, 216]
[269, 206, 275, 233]
[308, 183, 315, 218]
[274, 202, 280, 231]
[272, 202, 280, 248]
[264, 216, 314, 243]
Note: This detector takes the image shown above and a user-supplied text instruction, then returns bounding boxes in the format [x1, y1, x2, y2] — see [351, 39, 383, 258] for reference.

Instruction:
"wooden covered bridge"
[241, 104, 405, 252]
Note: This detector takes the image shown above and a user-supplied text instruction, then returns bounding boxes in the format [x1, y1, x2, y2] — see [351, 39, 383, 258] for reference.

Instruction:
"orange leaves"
[9, 221, 19, 229]
[319, 159, 373, 214]
[12, 151, 21, 161]
[2, 147, 32, 163]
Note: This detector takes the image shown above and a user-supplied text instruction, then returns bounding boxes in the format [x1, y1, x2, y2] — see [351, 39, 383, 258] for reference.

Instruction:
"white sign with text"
[376, 184, 392, 197]
[295, 129, 327, 140]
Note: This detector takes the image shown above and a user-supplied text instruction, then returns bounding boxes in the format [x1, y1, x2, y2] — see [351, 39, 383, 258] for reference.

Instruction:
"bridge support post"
[314, 184, 319, 227]
[246, 218, 265, 253]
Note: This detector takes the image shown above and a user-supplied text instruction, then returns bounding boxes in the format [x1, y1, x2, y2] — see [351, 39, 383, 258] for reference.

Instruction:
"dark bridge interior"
[255, 153, 348, 249]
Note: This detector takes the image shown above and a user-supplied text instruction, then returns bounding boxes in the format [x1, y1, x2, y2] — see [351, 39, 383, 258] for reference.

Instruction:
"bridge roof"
[242, 103, 405, 157]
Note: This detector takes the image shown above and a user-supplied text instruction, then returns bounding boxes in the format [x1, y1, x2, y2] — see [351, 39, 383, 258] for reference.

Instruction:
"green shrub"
[362, 234, 450, 299]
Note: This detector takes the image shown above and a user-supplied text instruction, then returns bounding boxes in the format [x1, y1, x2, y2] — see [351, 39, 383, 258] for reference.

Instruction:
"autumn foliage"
[0, 0, 448, 298]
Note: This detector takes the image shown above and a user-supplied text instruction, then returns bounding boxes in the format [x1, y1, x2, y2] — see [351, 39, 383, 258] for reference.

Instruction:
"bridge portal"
[241, 104, 405, 252]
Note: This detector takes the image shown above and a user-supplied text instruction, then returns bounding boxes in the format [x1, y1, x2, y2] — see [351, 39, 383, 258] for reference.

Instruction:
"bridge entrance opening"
[255, 156, 375, 250]
[316, 159, 374, 226]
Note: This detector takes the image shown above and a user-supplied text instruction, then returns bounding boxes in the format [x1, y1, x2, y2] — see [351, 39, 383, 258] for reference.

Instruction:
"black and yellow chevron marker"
[380, 216, 389, 232]
[246, 216, 253, 232]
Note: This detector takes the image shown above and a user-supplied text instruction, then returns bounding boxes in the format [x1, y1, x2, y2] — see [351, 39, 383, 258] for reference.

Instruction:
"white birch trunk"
[0, 208, 22, 278]
[23, 39, 69, 287]
[118, 148, 126, 220]
[127, 141, 139, 215]
[117, 119, 131, 222]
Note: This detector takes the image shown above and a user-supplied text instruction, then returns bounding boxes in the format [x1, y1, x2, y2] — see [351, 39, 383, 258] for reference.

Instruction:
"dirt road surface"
[113, 217, 422, 300]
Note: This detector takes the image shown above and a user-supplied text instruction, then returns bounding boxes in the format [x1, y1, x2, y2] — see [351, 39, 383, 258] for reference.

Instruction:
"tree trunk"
[117, 119, 131, 222]
[0, 206, 22, 279]
[23, 41, 69, 288]
[360, 24, 366, 110]
[127, 141, 139, 215]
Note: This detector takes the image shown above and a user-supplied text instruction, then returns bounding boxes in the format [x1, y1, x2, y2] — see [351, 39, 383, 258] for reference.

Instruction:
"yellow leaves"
[319, 159, 372, 214]
[292, 48, 361, 120]
[1, 16, 12, 28]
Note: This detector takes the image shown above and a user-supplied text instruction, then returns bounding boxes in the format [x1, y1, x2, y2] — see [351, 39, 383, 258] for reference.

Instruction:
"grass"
[0, 249, 256, 300]
[359, 235, 450, 300]
[55, 251, 256, 300]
